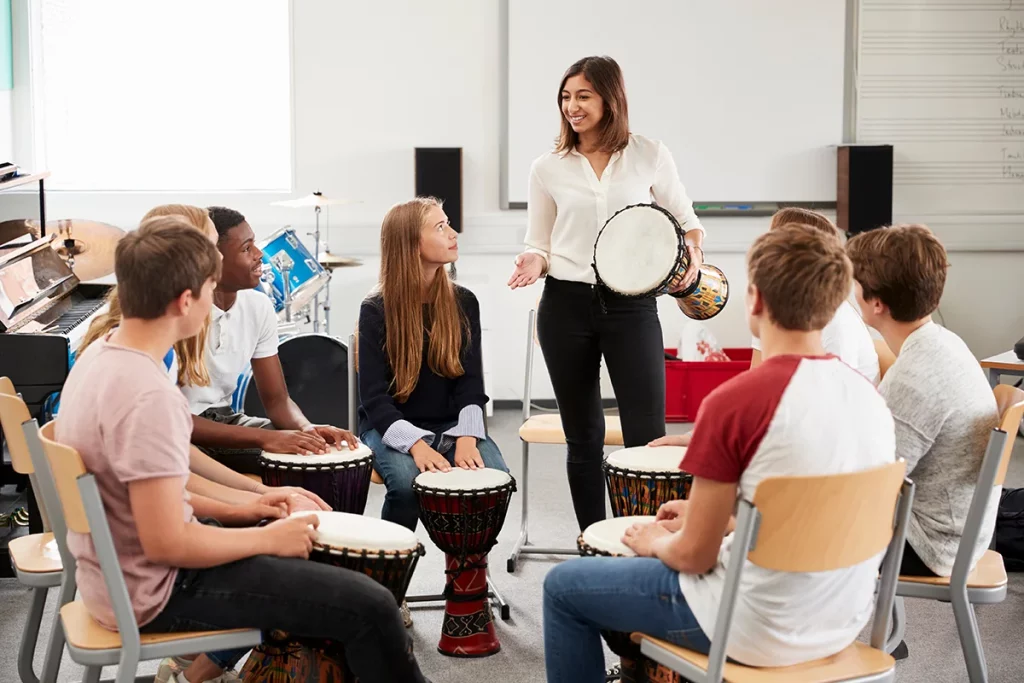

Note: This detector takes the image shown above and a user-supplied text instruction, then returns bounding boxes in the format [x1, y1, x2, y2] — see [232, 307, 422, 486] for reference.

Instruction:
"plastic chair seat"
[899, 549, 1007, 591]
[9, 532, 62, 574]
[637, 635, 895, 683]
[60, 601, 257, 651]
[518, 413, 624, 445]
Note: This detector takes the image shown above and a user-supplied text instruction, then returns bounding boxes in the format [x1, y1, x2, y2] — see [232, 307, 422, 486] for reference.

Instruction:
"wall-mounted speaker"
[415, 147, 463, 233]
[837, 144, 893, 237]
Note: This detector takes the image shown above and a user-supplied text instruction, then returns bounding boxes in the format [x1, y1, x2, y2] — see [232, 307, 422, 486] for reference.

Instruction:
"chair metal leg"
[885, 597, 906, 655]
[82, 666, 102, 683]
[951, 590, 988, 683]
[18, 586, 47, 683]
[507, 442, 531, 573]
[40, 578, 75, 683]
[506, 440, 580, 573]
[487, 576, 511, 621]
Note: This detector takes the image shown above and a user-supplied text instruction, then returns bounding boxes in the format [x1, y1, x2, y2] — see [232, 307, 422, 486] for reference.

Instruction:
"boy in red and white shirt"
[543, 223, 895, 682]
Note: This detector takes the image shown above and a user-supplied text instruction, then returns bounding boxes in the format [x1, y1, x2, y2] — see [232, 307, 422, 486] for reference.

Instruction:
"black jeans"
[141, 554, 429, 683]
[900, 541, 938, 577]
[537, 277, 667, 532]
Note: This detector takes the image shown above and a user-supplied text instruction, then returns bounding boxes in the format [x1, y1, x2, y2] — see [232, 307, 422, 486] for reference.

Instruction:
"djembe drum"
[259, 443, 374, 514]
[241, 512, 424, 682]
[413, 468, 516, 657]
[602, 445, 692, 518]
[578, 516, 682, 683]
[592, 203, 729, 320]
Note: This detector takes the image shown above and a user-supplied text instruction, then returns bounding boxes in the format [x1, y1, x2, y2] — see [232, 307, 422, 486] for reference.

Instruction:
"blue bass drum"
[232, 334, 351, 429]
[256, 227, 330, 317]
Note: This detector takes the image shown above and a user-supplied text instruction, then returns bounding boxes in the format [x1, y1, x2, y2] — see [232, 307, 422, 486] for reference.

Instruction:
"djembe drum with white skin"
[413, 468, 516, 657]
[592, 203, 729, 320]
[578, 516, 682, 683]
[603, 445, 692, 518]
[241, 512, 423, 683]
[258, 443, 374, 514]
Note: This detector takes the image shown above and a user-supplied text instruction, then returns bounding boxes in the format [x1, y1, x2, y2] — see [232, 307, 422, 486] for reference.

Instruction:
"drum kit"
[262, 191, 362, 335]
[593, 203, 730, 320]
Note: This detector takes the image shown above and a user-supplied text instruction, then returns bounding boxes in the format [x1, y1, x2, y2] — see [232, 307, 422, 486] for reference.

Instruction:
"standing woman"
[507, 55, 706, 532]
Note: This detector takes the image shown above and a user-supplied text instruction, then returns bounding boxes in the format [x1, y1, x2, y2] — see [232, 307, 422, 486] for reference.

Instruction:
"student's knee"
[543, 558, 586, 604]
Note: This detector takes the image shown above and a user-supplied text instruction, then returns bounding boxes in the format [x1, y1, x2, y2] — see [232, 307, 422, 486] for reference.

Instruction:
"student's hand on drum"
[669, 244, 704, 293]
[453, 437, 485, 470]
[507, 252, 545, 290]
[262, 429, 329, 455]
[266, 486, 331, 512]
[306, 424, 359, 450]
[410, 441, 451, 473]
[263, 513, 319, 559]
[655, 500, 690, 532]
[648, 433, 692, 448]
[622, 520, 670, 558]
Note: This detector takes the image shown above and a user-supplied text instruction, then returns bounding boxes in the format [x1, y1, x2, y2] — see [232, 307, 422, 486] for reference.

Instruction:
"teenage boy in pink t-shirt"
[55, 218, 428, 683]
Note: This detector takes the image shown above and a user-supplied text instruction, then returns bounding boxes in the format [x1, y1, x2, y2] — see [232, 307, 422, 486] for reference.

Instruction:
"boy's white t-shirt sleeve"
[251, 293, 280, 359]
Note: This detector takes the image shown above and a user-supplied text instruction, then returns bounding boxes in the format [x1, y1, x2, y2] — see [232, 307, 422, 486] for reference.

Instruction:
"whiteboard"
[856, 0, 1024, 217]
[506, 0, 847, 206]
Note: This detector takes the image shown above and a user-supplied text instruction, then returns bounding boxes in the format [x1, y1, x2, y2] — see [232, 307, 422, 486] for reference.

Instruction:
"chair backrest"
[994, 384, 1024, 488]
[522, 308, 539, 421]
[945, 385, 1024, 584]
[748, 460, 908, 572]
[873, 339, 896, 381]
[37, 420, 144, 645]
[22, 418, 76, 576]
[37, 421, 90, 535]
[702, 460, 912, 682]
[0, 377, 34, 475]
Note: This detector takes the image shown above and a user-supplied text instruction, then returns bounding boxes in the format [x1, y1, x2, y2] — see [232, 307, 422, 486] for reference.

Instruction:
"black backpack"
[995, 487, 1024, 572]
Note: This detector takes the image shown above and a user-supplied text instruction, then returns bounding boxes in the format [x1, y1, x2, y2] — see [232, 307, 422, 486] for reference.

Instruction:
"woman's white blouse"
[525, 133, 705, 284]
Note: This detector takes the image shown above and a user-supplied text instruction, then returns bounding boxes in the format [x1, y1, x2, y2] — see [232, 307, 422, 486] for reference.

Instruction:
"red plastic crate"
[665, 347, 753, 423]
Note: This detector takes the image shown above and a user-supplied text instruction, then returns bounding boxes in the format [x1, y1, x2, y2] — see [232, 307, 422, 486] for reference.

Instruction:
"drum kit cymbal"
[0, 219, 127, 283]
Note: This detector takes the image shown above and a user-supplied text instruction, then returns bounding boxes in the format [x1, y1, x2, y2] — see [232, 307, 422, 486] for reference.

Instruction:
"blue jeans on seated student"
[361, 425, 509, 532]
[543, 556, 711, 683]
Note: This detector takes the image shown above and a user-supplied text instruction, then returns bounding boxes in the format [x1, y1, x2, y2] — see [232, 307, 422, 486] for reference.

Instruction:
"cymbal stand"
[282, 264, 293, 323]
[310, 193, 324, 334]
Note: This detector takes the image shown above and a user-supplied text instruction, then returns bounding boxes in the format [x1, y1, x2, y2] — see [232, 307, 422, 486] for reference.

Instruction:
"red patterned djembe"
[413, 468, 515, 657]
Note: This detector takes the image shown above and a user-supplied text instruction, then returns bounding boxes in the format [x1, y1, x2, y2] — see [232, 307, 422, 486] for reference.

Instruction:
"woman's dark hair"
[206, 206, 246, 240]
[555, 55, 630, 154]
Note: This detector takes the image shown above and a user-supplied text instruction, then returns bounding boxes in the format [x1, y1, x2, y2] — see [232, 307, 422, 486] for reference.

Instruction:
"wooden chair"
[24, 420, 262, 683]
[634, 460, 913, 683]
[873, 339, 896, 381]
[507, 308, 624, 573]
[0, 378, 65, 683]
[887, 385, 1024, 683]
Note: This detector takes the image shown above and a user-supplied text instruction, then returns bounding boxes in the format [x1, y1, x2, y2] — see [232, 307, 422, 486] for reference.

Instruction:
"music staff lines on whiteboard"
[860, 1, 1024, 11]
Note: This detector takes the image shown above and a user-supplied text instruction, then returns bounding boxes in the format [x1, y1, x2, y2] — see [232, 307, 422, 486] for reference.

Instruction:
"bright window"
[31, 0, 291, 191]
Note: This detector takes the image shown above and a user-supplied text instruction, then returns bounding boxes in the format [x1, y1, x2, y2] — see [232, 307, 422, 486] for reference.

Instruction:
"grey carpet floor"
[2, 408, 1023, 682]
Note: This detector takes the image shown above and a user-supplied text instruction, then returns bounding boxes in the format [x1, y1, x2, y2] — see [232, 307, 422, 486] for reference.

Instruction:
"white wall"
[0, 91, 11, 160]
[5, 0, 1024, 401]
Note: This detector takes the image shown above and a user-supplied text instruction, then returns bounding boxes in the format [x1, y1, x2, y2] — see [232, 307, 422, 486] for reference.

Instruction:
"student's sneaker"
[400, 599, 413, 628]
[156, 657, 241, 683]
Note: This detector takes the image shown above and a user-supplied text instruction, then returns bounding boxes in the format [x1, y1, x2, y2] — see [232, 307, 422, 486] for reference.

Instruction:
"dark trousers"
[142, 554, 428, 683]
[537, 277, 667, 532]
[900, 541, 939, 577]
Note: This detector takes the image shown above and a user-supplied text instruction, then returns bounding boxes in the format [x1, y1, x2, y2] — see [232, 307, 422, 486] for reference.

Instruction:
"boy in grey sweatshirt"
[847, 224, 998, 577]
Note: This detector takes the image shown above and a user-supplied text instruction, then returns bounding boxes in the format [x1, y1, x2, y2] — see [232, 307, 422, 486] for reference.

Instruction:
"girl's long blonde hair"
[378, 197, 467, 402]
[79, 204, 216, 387]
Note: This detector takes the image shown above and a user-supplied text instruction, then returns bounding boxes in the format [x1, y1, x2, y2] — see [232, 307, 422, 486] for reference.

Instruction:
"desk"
[980, 351, 1024, 389]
